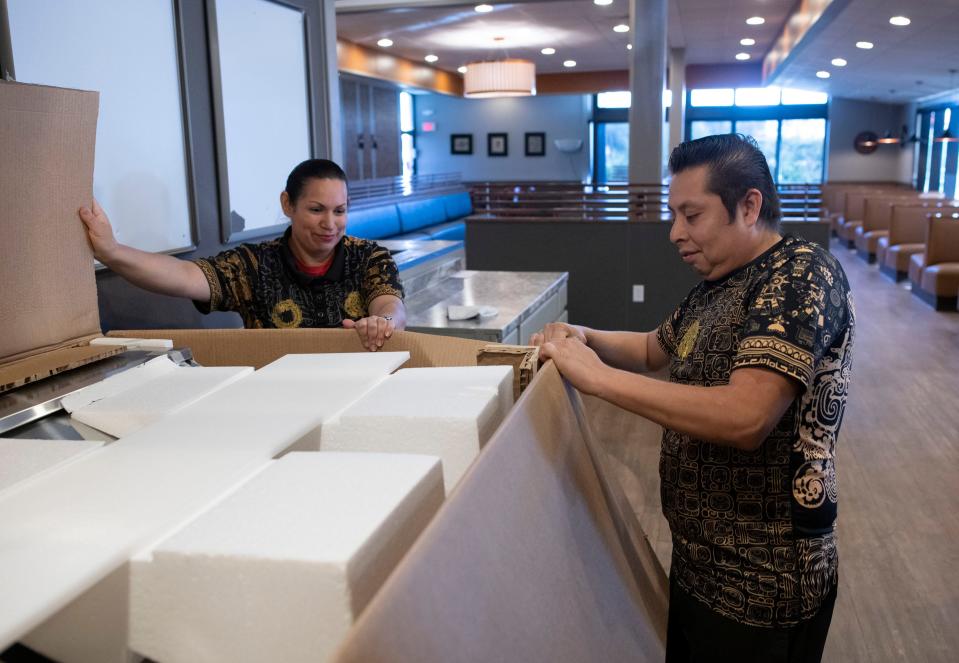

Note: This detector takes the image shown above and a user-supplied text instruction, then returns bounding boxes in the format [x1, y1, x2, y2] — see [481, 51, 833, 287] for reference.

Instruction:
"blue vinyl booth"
[347, 190, 472, 242]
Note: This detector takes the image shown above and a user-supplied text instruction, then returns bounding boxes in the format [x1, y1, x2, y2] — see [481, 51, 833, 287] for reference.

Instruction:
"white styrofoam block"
[0, 439, 104, 495]
[256, 351, 410, 376]
[60, 356, 179, 413]
[0, 354, 405, 650]
[71, 366, 254, 438]
[130, 452, 444, 663]
[90, 337, 174, 351]
[321, 365, 513, 493]
[395, 365, 514, 426]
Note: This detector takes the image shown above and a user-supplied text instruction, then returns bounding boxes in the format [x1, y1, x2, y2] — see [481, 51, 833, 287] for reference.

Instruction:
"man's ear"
[740, 188, 763, 228]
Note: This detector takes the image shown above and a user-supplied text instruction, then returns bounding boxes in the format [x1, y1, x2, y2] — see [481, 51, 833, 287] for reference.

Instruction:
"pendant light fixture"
[463, 59, 536, 97]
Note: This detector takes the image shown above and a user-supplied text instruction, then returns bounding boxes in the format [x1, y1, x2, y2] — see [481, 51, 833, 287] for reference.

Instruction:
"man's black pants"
[665, 575, 838, 663]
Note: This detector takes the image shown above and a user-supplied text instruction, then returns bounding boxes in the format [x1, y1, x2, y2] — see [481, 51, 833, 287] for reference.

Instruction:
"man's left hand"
[343, 316, 395, 352]
[539, 337, 611, 396]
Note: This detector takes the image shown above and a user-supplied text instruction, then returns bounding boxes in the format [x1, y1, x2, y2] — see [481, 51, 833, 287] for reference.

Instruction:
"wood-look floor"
[586, 238, 959, 662]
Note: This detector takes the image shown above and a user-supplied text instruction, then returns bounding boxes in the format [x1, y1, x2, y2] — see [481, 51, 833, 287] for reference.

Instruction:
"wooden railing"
[466, 181, 824, 222]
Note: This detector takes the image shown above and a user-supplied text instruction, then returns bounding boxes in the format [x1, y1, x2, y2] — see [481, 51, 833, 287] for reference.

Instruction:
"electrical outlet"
[632, 284, 645, 303]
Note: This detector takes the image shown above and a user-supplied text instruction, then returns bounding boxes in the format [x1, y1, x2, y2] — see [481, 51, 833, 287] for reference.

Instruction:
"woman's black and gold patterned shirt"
[656, 235, 854, 628]
[192, 229, 403, 328]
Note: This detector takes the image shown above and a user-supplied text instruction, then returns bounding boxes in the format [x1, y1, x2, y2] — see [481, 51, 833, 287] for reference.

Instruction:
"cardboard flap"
[0, 81, 101, 365]
[107, 329, 488, 369]
[332, 362, 668, 663]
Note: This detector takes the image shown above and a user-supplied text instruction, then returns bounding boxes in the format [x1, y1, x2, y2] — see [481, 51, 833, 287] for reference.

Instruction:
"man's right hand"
[530, 322, 588, 347]
[78, 199, 119, 263]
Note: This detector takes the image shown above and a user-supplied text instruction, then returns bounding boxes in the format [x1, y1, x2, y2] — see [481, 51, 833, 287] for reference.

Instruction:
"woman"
[79, 159, 405, 351]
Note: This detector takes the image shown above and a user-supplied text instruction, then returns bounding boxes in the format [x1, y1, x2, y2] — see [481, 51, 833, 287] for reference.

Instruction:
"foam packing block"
[321, 365, 513, 494]
[0, 352, 408, 653]
[60, 355, 179, 413]
[129, 452, 444, 663]
[70, 366, 254, 438]
[0, 439, 104, 494]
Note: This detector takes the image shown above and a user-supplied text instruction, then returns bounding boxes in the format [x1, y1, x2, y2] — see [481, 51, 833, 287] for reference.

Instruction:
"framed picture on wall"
[451, 133, 473, 155]
[488, 132, 508, 157]
[525, 132, 546, 156]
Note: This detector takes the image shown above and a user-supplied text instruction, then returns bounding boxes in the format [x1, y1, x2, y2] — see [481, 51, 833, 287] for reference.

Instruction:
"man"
[534, 134, 854, 663]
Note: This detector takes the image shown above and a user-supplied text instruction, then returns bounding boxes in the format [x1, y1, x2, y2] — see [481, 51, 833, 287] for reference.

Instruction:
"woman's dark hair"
[668, 134, 781, 230]
[285, 159, 348, 204]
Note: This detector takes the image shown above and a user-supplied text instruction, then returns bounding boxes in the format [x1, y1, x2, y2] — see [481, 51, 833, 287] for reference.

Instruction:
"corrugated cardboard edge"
[0, 80, 102, 366]
[332, 362, 668, 663]
[108, 329, 487, 369]
[477, 343, 539, 401]
[0, 336, 125, 393]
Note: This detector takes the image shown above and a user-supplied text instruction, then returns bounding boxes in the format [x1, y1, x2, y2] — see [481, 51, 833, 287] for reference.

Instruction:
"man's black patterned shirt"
[192, 228, 403, 328]
[656, 235, 855, 627]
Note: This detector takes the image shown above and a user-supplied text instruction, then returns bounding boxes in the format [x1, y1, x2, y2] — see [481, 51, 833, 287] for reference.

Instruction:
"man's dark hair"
[668, 134, 781, 230]
[285, 159, 348, 204]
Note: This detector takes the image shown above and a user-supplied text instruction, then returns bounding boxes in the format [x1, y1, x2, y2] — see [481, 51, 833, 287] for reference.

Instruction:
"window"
[689, 120, 732, 140]
[597, 91, 631, 109]
[400, 91, 415, 178]
[736, 87, 781, 107]
[916, 104, 959, 198]
[778, 119, 826, 183]
[685, 86, 828, 183]
[595, 122, 629, 182]
[737, 120, 779, 174]
[781, 88, 828, 105]
[690, 88, 734, 107]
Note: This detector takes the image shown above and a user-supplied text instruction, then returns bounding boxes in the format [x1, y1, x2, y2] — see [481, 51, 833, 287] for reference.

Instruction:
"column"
[627, 0, 668, 183]
[668, 47, 686, 155]
[316, 0, 344, 165]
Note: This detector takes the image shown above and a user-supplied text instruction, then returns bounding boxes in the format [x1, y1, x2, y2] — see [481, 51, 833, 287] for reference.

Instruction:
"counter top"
[404, 270, 567, 341]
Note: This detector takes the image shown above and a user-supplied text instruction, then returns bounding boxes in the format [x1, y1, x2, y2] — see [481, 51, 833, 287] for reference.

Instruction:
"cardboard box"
[0, 80, 122, 393]
[1, 79, 667, 661]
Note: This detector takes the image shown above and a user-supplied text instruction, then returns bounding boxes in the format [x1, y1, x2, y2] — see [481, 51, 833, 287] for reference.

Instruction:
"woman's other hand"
[343, 315, 395, 352]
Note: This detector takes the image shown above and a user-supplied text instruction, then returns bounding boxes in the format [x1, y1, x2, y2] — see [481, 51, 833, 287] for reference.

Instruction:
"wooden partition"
[466, 218, 831, 331]
[468, 181, 823, 222]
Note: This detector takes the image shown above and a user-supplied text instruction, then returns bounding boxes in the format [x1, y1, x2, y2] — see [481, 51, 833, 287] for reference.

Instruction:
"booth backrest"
[397, 198, 448, 233]
[347, 205, 402, 240]
[889, 205, 933, 245]
[441, 191, 473, 220]
[862, 195, 920, 231]
[926, 212, 959, 266]
[345, 190, 473, 241]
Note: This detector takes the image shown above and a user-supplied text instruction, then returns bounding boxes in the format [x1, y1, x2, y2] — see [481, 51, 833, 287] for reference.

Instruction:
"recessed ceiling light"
[856, 41, 874, 49]
[627, 44, 632, 50]
[816, 70, 831, 79]
[424, 54, 439, 63]
[735, 52, 751, 61]
[831, 58, 847, 67]
[740, 38, 756, 46]
[594, 0, 613, 5]
[563, 60, 577, 68]
[457, 66, 468, 74]
[376, 38, 393, 48]
[474, 4, 493, 13]
[613, 24, 629, 33]
[541, 47, 556, 55]
[889, 16, 910, 26]
[746, 16, 765, 25]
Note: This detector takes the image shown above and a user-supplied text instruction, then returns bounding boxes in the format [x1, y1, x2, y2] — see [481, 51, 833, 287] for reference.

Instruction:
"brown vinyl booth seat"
[854, 195, 922, 262]
[909, 211, 959, 310]
[879, 204, 939, 281]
